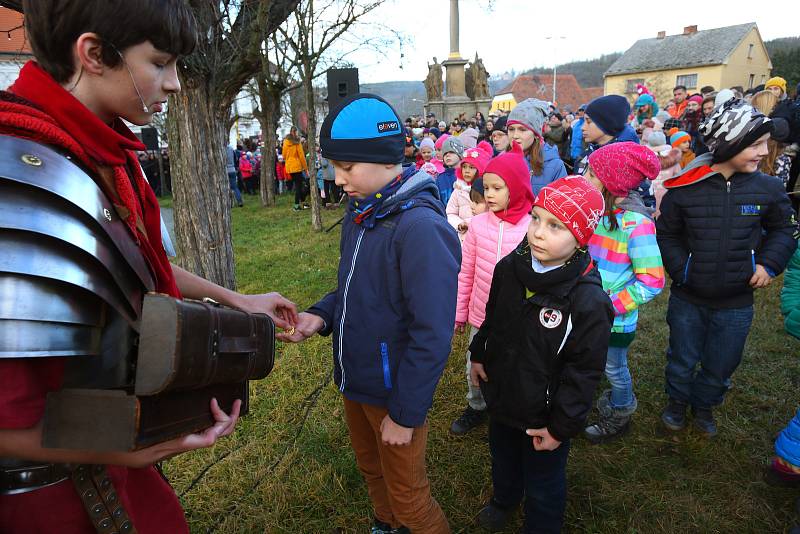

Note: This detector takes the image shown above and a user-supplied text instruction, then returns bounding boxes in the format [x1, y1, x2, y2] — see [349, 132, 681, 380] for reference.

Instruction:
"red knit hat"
[587, 141, 661, 197]
[533, 175, 605, 246]
[483, 142, 535, 224]
[434, 133, 450, 150]
[457, 141, 493, 181]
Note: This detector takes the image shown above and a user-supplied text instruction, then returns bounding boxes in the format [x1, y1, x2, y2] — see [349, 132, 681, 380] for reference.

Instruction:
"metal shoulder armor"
[0, 134, 154, 362]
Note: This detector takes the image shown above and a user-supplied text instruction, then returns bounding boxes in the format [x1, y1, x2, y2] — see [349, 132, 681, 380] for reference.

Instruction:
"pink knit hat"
[434, 133, 450, 150]
[687, 94, 703, 106]
[458, 141, 493, 180]
[483, 142, 535, 225]
[587, 141, 660, 197]
[533, 175, 605, 246]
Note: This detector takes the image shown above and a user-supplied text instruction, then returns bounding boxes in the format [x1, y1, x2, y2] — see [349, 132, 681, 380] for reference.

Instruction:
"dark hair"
[23, 0, 197, 83]
[601, 187, 619, 231]
[700, 85, 715, 94]
[469, 187, 485, 203]
[673, 85, 687, 93]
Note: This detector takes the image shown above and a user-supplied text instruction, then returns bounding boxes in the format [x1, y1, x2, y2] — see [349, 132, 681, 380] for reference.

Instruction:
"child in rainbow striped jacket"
[581, 142, 666, 443]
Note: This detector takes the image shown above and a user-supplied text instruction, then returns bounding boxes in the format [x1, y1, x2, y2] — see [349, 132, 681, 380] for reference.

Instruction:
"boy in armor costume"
[0, 1, 297, 532]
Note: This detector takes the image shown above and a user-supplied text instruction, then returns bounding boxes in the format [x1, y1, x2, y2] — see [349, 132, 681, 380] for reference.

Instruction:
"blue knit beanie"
[585, 95, 631, 137]
[320, 93, 405, 164]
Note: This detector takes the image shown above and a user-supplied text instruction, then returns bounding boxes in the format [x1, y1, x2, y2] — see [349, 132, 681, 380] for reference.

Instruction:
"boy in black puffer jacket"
[469, 175, 612, 534]
[657, 98, 797, 437]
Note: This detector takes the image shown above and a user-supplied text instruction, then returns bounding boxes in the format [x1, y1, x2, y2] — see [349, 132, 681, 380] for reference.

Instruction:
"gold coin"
[287, 326, 296, 336]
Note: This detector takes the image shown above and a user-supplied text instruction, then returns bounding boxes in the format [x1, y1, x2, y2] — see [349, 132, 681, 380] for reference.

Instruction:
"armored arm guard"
[0, 135, 275, 451]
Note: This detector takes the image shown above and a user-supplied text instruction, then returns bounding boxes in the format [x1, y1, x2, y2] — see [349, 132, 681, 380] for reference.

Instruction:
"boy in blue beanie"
[577, 95, 654, 206]
[279, 93, 460, 533]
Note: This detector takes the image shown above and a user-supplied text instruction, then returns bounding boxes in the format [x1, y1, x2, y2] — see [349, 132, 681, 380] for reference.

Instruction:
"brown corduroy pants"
[343, 397, 450, 533]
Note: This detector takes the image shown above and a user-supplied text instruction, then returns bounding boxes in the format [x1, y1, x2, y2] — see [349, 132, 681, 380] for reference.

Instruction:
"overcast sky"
[348, 0, 798, 84]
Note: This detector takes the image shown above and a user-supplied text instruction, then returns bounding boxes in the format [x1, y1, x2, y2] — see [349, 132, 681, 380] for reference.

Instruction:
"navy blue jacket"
[308, 167, 461, 427]
[657, 152, 797, 308]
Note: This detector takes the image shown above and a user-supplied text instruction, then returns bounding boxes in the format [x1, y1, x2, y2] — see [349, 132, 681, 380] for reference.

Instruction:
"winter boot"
[691, 406, 717, 437]
[370, 520, 409, 534]
[450, 406, 487, 435]
[584, 390, 636, 444]
[477, 500, 512, 532]
[661, 398, 688, 431]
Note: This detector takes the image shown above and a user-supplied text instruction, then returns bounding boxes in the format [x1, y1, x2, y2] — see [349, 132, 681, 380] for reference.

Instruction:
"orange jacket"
[282, 138, 308, 174]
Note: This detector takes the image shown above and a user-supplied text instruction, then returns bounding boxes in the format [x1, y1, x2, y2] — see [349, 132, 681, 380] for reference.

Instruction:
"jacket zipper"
[719, 180, 732, 279]
[546, 315, 573, 408]
[496, 221, 504, 262]
[338, 227, 366, 392]
[380, 342, 392, 389]
[684, 253, 692, 284]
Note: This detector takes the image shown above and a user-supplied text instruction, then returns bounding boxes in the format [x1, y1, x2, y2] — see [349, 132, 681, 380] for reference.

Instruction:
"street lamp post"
[545, 36, 566, 106]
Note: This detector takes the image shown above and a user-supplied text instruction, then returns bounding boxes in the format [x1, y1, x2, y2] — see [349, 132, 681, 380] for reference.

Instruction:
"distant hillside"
[360, 80, 426, 120]
[522, 53, 623, 88]
[766, 36, 800, 92]
[361, 36, 799, 118]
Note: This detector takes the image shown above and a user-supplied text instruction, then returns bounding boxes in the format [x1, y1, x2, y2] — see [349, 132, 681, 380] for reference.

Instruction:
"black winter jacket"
[656, 152, 797, 308]
[469, 240, 613, 441]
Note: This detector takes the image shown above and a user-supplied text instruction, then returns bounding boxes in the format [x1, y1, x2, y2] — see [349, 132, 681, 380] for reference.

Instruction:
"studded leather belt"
[0, 461, 71, 495]
[0, 461, 136, 533]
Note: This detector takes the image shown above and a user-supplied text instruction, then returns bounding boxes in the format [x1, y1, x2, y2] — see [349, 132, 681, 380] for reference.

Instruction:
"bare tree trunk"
[303, 71, 323, 231]
[256, 77, 279, 207]
[167, 83, 237, 290]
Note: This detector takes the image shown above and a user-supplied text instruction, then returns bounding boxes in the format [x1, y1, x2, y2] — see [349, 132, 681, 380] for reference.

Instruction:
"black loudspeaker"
[140, 127, 159, 151]
[326, 68, 360, 110]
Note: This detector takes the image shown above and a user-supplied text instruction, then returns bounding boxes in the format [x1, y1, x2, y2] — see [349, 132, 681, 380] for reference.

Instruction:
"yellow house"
[604, 23, 772, 105]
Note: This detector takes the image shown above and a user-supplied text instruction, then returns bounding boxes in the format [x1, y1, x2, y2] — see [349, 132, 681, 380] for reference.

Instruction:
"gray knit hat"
[441, 136, 465, 157]
[507, 98, 550, 136]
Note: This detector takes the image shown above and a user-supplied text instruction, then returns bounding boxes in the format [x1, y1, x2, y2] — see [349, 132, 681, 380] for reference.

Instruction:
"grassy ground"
[160, 195, 800, 533]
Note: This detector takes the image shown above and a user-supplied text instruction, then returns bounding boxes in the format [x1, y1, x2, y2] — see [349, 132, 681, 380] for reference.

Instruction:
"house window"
[748, 44, 754, 59]
[748, 74, 755, 89]
[625, 78, 644, 94]
[761, 74, 766, 84]
[675, 74, 697, 89]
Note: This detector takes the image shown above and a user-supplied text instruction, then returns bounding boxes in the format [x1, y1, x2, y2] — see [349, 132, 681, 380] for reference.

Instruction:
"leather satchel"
[42, 294, 275, 451]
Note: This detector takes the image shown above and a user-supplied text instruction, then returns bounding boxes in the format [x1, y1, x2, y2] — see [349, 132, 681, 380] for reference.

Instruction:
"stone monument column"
[443, 0, 468, 100]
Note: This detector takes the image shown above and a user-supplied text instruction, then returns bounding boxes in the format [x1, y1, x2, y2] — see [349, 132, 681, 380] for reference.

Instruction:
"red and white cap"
[533, 175, 605, 246]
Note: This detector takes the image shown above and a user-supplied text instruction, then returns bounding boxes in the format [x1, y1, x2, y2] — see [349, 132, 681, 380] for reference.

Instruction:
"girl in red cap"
[446, 141, 493, 240]
[451, 143, 535, 435]
[468, 175, 612, 533]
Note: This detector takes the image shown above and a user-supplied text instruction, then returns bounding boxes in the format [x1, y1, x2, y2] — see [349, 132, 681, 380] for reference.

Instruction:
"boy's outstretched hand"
[276, 312, 324, 343]
[380, 415, 413, 446]
[749, 264, 772, 289]
[526, 427, 561, 451]
[470, 362, 488, 387]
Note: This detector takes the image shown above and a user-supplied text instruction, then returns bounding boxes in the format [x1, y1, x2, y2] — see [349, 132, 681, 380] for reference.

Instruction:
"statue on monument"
[425, 57, 443, 101]
[466, 53, 490, 100]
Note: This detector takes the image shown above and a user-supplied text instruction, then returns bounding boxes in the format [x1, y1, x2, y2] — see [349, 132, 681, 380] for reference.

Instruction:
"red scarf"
[2, 61, 179, 297]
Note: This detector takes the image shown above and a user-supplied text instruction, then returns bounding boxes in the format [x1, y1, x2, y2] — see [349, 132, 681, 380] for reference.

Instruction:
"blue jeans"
[606, 345, 635, 409]
[489, 419, 570, 534]
[664, 293, 753, 409]
[228, 171, 243, 205]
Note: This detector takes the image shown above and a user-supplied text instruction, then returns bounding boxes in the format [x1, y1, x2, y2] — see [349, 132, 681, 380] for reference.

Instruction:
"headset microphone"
[114, 48, 149, 113]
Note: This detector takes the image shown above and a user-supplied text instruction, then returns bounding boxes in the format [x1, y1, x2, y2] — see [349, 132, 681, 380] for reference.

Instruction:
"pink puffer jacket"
[456, 210, 531, 328]
[447, 179, 474, 240]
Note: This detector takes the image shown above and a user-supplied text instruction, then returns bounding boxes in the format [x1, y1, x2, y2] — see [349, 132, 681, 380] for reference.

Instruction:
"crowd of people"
[274, 78, 800, 533]
[3, 0, 800, 531]
[225, 126, 346, 212]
